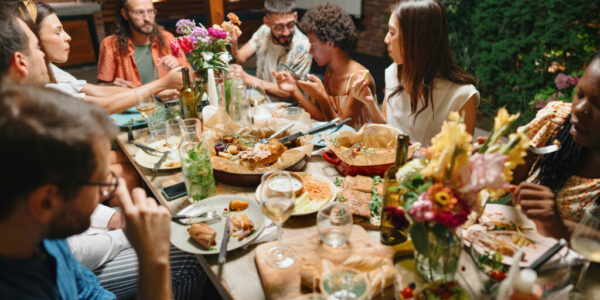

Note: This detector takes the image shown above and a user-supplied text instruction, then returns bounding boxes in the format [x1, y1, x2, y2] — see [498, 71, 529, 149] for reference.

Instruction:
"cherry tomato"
[400, 287, 413, 298]
[490, 270, 506, 281]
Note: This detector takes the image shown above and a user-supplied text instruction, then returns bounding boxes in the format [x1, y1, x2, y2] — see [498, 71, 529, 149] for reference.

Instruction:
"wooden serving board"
[255, 225, 394, 299]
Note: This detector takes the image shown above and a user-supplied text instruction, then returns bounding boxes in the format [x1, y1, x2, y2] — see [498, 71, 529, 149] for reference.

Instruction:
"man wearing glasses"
[228, 0, 312, 101]
[97, 0, 188, 92]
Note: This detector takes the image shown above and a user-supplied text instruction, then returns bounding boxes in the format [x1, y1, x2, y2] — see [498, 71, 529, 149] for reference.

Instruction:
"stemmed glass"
[569, 208, 600, 299]
[260, 171, 296, 268]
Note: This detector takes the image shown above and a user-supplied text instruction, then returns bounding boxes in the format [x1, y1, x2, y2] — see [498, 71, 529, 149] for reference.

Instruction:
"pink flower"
[170, 41, 181, 57]
[459, 153, 508, 193]
[568, 76, 579, 86]
[408, 193, 435, 223]
[177, 37, 194, 54]
[432, 200, 470, 228]
[554, 73, 571, 90]
[383, 206, 409, 229]
[208, 27, 227, 39]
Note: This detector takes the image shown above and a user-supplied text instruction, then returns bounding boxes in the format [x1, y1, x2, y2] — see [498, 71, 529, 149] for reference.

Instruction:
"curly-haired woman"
[350, 0, 479, 145]
[273, 3, 374, 129]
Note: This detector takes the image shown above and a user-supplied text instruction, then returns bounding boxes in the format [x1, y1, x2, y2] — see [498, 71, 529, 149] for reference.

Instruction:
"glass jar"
[178, 119, 216, 202]
[413, 224, 461, 282]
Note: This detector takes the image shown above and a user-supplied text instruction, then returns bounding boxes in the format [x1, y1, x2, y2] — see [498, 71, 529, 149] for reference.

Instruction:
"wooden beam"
[209, 0, 224, 25]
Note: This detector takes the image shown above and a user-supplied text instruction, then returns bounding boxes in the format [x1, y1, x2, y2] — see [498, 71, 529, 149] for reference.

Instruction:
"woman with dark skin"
[513, 53, 600, 240]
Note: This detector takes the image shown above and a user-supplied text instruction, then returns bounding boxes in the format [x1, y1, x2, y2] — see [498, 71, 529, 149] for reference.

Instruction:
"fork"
[153, 150, 170, 173]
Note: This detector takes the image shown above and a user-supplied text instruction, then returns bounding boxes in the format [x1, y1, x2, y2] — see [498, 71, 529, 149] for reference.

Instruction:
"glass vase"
[178, 119, 216, 202]
[412, 224, 461, 282]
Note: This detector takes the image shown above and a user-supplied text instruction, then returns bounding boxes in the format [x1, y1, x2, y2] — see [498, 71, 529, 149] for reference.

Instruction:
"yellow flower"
[421, 112, 472, 181]
[435, 191, 451, 206]
[427, 183, 458, 213]
[493, 108, 519, 132]
[501, 132, 530, 183]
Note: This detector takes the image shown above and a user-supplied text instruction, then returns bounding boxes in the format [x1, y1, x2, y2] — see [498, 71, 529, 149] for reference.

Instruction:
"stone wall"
[355, 0, 391, 58]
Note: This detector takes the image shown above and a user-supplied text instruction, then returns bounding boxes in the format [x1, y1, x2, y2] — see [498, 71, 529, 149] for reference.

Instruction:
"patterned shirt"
[97, 30, 189, 87]
[248, 24, 312, 84]
[524, 101, 600, 221]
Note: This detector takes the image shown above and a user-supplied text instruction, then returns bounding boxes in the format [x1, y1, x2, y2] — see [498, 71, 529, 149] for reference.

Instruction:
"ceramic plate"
[134, 140, 181, 170]
[170, 195, 265, 254]
[111, 107, 147, 129]
[256, 173, 337, 216]
[311, 121, 355, 148]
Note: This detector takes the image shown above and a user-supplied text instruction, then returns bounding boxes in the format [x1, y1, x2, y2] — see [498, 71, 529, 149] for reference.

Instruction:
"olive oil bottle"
[179, 67, 198, 119]
[380, 134, 409, 245]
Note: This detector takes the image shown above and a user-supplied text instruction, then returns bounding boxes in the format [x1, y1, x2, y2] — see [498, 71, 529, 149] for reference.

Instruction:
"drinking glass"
[179, 118, 202, 140]
[260, 171, 296, 268]
[178, 118, 215, 201]
[317, 202, 353, 248]
[569, 208, 600, 299]
[165, 118, 182, 149]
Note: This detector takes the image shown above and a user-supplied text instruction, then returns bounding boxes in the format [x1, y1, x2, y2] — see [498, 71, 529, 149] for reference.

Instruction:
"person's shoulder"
[536, 101, 571, 121]
[253, 24, 270, 37]
[292, 28, 310, 48]
[101, 34, 120, 46]
[159, 29, 176, 40]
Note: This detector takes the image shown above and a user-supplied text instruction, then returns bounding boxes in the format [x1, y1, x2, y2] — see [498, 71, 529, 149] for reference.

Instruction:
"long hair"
[390, 0, 475, 119]
[17, 1, 57, 83]
[531, 52, 600, 192]
[115, 0, 165, 55]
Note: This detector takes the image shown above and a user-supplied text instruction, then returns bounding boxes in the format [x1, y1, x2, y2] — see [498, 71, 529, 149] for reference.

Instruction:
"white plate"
[170, 195, 265, 254]
[134, 140, 181, 170]
[311, 121, 356, 148]
[256, 173, 336, 216]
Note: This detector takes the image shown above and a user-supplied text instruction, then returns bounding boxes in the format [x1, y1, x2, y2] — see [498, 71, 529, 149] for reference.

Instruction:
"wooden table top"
[116, 130, 599, 300]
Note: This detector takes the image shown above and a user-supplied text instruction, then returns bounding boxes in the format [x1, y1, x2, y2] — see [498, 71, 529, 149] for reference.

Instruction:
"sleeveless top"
[384, 64, 480, 146]
[325, 69, 369, 130]
[524, 101, 600, 222]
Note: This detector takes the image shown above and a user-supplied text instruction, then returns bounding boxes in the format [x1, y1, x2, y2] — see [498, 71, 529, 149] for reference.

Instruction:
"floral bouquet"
[170, 13, 242, 81]
[389, 109, 529, 282]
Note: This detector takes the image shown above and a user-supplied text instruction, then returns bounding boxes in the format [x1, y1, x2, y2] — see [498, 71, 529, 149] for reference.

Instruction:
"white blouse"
[384, 64, 479, 146]
[45, 63, 87, 99]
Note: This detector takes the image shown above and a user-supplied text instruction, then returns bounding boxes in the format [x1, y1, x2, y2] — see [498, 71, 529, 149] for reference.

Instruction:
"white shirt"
[45, 63, 87, 99]
[67, 205, 131, 270]
[384, 64, 480, 146]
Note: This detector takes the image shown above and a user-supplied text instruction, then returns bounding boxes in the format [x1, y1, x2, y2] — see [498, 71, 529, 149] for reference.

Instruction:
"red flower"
[432, 199, 470, 229]
[170, 41, 181, 57]
[384, 206, 409, 229]
[177, 37, 194, 54]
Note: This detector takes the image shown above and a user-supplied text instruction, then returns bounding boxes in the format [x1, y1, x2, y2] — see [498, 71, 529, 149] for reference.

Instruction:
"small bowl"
[320, 267, 370, 300]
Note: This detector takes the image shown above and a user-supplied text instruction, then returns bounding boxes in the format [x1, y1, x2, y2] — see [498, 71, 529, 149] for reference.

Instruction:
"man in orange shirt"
[97, 0, 189, 91]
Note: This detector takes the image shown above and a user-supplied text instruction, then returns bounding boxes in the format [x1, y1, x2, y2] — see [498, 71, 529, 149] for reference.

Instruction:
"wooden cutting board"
[255, 225, 394, 299]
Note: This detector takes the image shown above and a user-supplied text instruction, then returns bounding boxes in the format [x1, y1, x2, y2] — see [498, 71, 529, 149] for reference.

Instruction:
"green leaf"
[432, 223, 450, 241]
[409, 222, 429, 257]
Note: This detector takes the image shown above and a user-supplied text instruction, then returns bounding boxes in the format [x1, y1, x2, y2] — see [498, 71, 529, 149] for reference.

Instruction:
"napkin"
[246, 219, 278, 248]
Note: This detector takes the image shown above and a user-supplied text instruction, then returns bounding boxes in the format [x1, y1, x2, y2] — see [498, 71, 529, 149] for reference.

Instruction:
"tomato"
[490, 270, 506, 281]
[400, 287, 414, 298]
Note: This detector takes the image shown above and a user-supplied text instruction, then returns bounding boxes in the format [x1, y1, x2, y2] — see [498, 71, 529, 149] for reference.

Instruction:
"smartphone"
[161, 182, 187, 201]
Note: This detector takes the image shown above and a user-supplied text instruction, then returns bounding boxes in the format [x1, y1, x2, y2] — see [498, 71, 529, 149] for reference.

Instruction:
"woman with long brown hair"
[350, 0, 479, 145]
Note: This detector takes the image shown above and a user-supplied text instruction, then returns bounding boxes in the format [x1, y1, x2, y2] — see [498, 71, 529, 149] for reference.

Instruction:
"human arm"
[90, 204, 123, 230]
[81, 83, 129, 97]
[514, 182, 576, 239]
[117, 180, 172, 300]
[349, 76, 387, 123]
[67, 229, 131, 271]
[459, 95, 478, 137]
[272, 70, 324, 120]
[244, 71, 292, 99]
[227, 25, 256, 65]
[296, 74, 339, 120]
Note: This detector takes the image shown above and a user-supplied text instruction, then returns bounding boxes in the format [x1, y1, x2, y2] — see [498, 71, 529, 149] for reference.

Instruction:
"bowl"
[212, 155, 309, 187]
[322, 150, 393, 177]
[320, 267, 370, 300]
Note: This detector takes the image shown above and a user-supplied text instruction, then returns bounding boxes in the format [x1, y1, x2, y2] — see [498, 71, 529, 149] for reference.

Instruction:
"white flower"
[201, 52, 214, 61]
[219, 53, 232, 64]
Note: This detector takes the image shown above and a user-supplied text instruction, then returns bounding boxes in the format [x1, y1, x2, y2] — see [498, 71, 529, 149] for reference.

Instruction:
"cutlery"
[330, 118, 352, 134]
[218, 215, 231, 278]
[259, 123, 294, 144]
[529, 238, 567, 270]
[528, 143, 560, 155]
[153, 150, 170, 172]
[279, 64, 306, 81]
[127, 123, 134, 143]
[172, 211, 222, 225]
[284, 102, 301, 108]
[278, 118, 339, 144]
[133, 143, 168, 154]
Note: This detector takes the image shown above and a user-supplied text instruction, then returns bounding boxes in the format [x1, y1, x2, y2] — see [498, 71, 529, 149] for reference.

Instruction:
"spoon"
[172, 211, 222, 225]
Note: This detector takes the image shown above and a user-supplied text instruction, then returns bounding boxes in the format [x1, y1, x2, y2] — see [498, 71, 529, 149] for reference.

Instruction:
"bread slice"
[347, 190, 371, 218]
[187, 223, 216, 248]
[353, 175, 373, 193]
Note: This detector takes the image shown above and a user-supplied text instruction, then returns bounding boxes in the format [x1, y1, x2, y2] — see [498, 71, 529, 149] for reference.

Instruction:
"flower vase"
[411, 223, 461, 282]
[179, 122, 216, 202]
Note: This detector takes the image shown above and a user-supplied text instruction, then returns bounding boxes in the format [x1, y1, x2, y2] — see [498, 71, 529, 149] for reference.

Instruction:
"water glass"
[165, 118, 181, 149]
[146, 104, 166, 141]
[317, 203, 353, 248]
[178, 118, 202, 141]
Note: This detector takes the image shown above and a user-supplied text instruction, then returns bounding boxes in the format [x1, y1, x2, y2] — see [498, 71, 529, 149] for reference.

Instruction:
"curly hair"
[115, 0, 164, 55]
[299, 3, 357, 52]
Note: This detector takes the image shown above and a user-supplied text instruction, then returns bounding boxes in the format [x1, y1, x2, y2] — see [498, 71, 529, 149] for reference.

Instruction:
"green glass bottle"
[380, 134, 409, 245]
[179, 67, 198, 119]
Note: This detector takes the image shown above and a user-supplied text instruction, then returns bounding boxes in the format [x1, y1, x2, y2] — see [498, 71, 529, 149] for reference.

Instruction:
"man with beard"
[97, 0, 189, 88]
[0, 85, 173, 299]
[228, 0, 311, 101]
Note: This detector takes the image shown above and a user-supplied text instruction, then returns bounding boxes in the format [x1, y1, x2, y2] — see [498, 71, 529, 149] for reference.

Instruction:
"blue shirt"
[0, 239, 114, 299]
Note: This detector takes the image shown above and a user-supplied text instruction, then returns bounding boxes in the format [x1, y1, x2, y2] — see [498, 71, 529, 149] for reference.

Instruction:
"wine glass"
[260, 171, 296, 268]
[569, 208, 600, 299]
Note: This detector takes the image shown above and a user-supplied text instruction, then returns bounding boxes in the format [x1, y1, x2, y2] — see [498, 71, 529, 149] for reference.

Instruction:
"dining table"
[115, 127, 600, 300]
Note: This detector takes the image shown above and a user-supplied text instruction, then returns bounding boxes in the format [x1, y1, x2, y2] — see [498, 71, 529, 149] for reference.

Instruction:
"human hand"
[162, 67, 184, 90]
[116, 179, 171, 263]
[297, 74, 327, 100]
[157, 55, 180, 71]
[272, 70, 297, 93]
[514, 182, 566, 237]
[107, 211, 124, 230]
[156, 89, 179, 100]
[113, 78, 136, 88]
[225, 28, 238, 45]
[349, 78, 375, 105]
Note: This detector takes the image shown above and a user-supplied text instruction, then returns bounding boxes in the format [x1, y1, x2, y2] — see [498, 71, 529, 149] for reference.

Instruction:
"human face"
[46, 138, 111, 239]
[39, 14, 71, 64]
[307, 33, 332, 67]
[17, 19, 49, 85]
[265, 12, 297, 46]
[123, 0, 156, 35]
[384, 14, 403, 64]
[569, 60, 600, 148]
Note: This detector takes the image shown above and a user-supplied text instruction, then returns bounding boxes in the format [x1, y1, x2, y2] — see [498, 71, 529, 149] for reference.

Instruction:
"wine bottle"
[179, 67, 198, 119]
[380, 133, 409, 245]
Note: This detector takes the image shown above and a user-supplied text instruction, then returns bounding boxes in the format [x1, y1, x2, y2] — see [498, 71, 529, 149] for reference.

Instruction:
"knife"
[330, 118, 352, 133]
[133, 143, 167, 154]
[152, 151, 170, 173]
[218, 215, 231, 264]
[278, 118, 340, 144]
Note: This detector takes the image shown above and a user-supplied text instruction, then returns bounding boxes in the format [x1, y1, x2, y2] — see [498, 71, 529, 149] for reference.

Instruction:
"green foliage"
[442, 0, 600, 126]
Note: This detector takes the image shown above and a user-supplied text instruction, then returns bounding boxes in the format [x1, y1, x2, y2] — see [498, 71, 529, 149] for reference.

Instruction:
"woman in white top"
[350, 0, 479, 145]
[20, 1, 181, 114]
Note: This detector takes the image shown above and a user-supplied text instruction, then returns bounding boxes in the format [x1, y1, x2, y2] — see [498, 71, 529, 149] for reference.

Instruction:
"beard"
[131, 20, 155, 35]
[271, 31, 293, 47]
[46, 206, 91, 239]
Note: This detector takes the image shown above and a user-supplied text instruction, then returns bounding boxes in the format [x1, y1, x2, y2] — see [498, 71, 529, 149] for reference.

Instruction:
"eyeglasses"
[270, 21, 296, 33]
[128, 8, 157, 18]
[83, 171, 119, 201]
